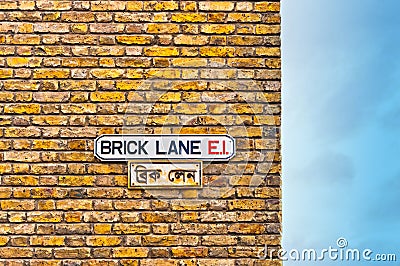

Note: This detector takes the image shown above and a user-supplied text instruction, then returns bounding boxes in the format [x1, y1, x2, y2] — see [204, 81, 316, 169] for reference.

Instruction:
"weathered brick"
[1, 200, 35, 211]
[254, 2, 281, 12]
[33, 69, 70, 79]
[0, 247, 33, 258]
[0, 0, 281, 262]
[147, 24, 180, 34]
[113, 247, 149, 258]
[199, 2, 234, 11]
[116, 36, 153, 45]
[31, 236, 65, 246]
[172, 13, 207, 22]
[91, 1, 126, 11]
[201, 24, 235, 34]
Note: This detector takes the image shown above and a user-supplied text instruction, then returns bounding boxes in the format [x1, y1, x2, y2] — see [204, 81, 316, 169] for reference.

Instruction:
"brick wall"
[0, 1, 281, 265]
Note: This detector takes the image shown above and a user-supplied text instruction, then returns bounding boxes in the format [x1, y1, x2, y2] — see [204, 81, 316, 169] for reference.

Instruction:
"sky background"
[282, 0, 400, 265]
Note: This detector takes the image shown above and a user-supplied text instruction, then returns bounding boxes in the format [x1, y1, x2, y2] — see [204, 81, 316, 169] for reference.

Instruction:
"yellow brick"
[200, 47, 235, 57]
[146, 92, 181, 102]
[70, 92, 89, 102]
[227, 13, 261, 22]
[144, 1, 178, 11]
[0, 247, 33, 258]
[147, 24, 180, 34]
[13, 188, 31, 198]
[0, 116, 12, 126]
[172, 13, 207, 22]
[113, 247, 149, 258]
[256, 47, 281, 56]
[0, 236, 9, 246]
[19, 1, 36, 10]
[32, 116, 69, 126]
[43, 11, 61, 21]
[4, 104, 40, 114]
[0, 200, 35, 210]
[115, 81, 142, 90]
[145, 115, 180, 125]
[255, 25, 281, 35]
[201, 24, 235, 34]
[142, 236, 179, 246]
[91, 1, 126, 11]
[116, 58, 151, 68]
[199, 2, 234, 11]
[172, 103, 207, 114]
[0, 47, 15, 55]
[254, 2, 281, 12]
[31, 261, 62, 266]
[57, 200, 93, 210]
[17, 23, 34, 33]
[87, 236, 122, 247]
[0, 188, 12, 198]
[37, 0, 72, 10]
[33, 69, 70, 79]
[38, 200, 56, 210]
[5, 151, 41, 162]
[2, 175, 38, 186]
[142, 213, 178, 223]
[7, 57, 41, 67]
[4, 80, 40, 91]
[0, 69, 13, 79]
[0, 1, 18, 9]
[90, 92, 126, 102]
[90, 69, 124, 79]
[228, 223, 266, 234]
[171, 247, 208, 258]
[65, 212, 82, 222]
[32, 140, 63, 150]
[31, 236, 65, 246]
[6, 35, 40, 45]
[0, 92, 14, 102]
[174, 35, 208, 46]
[61, 103, 97, 114]
[67, 140, 86, 150]
[113, 223, 151, 234]
[60, 80, 96, 91]
[228, 36, 263, 45]
[126, 2, 143, 11]
[71, 24, 88, 33]
[0, 140, 11, 150]
[61, 12, 95, 22]
[180, 212, 200, 222]
[116, 36, 153, 45]
[171, 58, 208, 68]
[144, 47, 179, 57]
[147, 69, 180, 79]
[228, 58, 264, 68]
[266, 58, 281, 68]
[15, 91, 33, 102]
[229, 126, 262, 137]
[0, 164, 12, 174]
[172, 81, 207, 91]
[177, 127, 208, 134]
[59, 176, 95, 186]
[94, 224, 112, 234]
[59, 152, 93, 162]
[33, 92, 69, 102]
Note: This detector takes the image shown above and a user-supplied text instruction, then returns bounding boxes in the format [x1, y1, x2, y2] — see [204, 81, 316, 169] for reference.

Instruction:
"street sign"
[94, 134, 235, 161]
[128, 160, 202, 189]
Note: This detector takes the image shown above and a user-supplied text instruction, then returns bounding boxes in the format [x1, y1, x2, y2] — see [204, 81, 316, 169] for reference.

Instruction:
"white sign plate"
[128, 161, 202, 189]
[94, 134, 235, 161]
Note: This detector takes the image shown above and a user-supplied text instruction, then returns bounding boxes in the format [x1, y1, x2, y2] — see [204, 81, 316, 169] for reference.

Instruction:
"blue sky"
[282, 0, 400, 264]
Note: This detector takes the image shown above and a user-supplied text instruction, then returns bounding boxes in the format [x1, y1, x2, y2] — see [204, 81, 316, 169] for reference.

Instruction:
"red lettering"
[208, 140, 219, 155]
